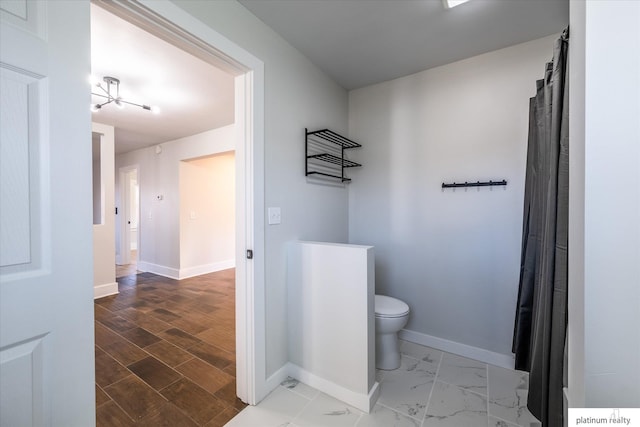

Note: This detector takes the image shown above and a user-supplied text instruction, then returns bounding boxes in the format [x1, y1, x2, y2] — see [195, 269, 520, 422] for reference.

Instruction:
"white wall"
[348, 35, 557, 363]
[115, 125, 235, 279]
[172, 1, 350, 377]
[92, 122, 117, 298]
[287, 241, 377, 412]
[581, 0, 640, 407]
[179, 152, 235, 277]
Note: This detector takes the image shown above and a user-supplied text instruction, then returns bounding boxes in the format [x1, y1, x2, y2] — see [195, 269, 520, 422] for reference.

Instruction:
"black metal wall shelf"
[305, 128, 362, 182]
[442, 179, 507, 189]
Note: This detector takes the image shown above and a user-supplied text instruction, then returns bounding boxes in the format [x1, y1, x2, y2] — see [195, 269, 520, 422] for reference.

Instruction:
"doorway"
[92, 0, 266, 405]
[116, 165, 139, 277]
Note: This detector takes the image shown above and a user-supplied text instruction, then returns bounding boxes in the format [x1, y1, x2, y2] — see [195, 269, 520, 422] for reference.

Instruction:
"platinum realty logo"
[569, 409, 640, 426]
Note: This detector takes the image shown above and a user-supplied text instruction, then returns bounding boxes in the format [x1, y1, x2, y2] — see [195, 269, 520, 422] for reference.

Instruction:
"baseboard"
[178, 259, 235, 280]
[137, 261, 180, 280]
[94, 282, 119, 299]
[399, 329, 515, 369]
[264, 363, 293, 397]
[287, 362, 380, 413]
[136, 260, 235, 280]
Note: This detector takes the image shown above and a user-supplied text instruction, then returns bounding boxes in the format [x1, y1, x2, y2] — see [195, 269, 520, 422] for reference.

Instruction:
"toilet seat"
[375, 295, 410, 318]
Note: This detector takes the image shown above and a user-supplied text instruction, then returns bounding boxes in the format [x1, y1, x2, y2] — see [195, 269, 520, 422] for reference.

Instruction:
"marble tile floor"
[225, 341, 540, 427]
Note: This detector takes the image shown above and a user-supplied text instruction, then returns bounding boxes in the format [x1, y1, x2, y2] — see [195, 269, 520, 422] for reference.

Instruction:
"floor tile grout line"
[96, 327, 164, 367]
[487, 363, 491, 427]
[354, 412, 363, 426]
[102, 363, 177, 405]
[158, 368, 239, 426]
[96, 270, 243, 426]
[281, 381, 318, 401]
[490, 413, 524, 427]
[97, 379, 140, 424]
[376, 401, 425, 424]
[158, 376, 233, 427]
[421, 350, 444, 425]
[434, 377, 489, 400]
[431, 366, 489, 398]
[286, 384, 317, 424]
[226, 342, 529, 427]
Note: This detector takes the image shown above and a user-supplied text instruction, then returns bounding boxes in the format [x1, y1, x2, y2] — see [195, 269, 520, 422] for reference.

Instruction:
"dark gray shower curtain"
[512, 29, 569, 427]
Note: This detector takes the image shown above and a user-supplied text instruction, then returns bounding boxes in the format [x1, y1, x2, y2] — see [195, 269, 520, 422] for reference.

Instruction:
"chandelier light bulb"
[89, 75, 101, 87]
[90, 76, 157, 113]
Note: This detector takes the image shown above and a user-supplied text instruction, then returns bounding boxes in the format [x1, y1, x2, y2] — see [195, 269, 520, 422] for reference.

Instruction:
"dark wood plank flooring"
[95, 269, 245, 426]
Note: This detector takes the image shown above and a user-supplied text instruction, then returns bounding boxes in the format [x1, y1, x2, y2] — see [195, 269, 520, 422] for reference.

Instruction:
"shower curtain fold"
[512, 29, 569, 427]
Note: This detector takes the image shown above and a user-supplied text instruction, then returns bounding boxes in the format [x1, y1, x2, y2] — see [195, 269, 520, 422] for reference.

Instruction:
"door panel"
[0, 336, 46, 426]
[0, 1, 95, 425]
[0, 66, 44, 272]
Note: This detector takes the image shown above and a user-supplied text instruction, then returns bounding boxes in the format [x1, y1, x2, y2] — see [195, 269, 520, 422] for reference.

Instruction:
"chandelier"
[90, 76, 158, 113]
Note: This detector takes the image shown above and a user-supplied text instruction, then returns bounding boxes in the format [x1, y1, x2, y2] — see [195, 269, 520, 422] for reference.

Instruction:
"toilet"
[375, 294, 410, 370]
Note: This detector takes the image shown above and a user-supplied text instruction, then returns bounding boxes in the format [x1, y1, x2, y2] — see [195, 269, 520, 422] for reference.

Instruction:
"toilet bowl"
[375, 294, 410, 370]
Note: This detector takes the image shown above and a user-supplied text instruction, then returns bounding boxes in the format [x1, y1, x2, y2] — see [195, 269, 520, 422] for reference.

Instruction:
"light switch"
[268, 207, 281, 225]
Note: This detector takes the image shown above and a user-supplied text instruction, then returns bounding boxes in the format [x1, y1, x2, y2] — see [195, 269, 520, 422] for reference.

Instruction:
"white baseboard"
[178, 259, 235, 280]
[399, 329, 515, 369]
[264, 363, 293, 396]
[136, 260, 235, 280]
[137, 261, 180, 280]
[94, 282, 119, 299]
[287, 363, 380, 413]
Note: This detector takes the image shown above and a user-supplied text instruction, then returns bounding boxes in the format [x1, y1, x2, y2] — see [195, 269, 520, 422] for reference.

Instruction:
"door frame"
[95, 0, 266, 404]
[116, 164, 139, 266]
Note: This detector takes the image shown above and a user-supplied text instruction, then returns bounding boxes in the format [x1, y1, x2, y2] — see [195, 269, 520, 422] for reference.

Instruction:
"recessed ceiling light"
[443, 0, 471, 9]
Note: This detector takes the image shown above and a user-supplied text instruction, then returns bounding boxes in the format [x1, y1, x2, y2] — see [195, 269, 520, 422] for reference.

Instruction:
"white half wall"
[92, 122, 117, 299]
[287, 241, 377, 412]
[348, 35, 558, 358]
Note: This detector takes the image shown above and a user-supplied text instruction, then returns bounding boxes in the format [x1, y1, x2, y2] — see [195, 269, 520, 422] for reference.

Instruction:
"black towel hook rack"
[442, 179, 507, 189]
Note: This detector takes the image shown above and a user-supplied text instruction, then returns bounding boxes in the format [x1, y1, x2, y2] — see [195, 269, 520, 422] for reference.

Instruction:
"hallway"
[116, 250, 138, 278]
[94, 269, 244, 426]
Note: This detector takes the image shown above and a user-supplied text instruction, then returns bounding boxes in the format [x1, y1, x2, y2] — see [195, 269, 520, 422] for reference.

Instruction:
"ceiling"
[239, 0, 569, 90]
[91, 0, 568, 154]
[90, 5, 235, 154]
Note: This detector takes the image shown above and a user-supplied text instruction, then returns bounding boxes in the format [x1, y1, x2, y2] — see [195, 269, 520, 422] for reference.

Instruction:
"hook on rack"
[441, 179, 507, 189]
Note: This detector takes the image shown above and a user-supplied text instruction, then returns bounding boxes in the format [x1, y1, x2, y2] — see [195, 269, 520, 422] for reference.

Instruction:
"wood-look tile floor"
[116, 250, 139, 278]
[95, 269, 246, 426]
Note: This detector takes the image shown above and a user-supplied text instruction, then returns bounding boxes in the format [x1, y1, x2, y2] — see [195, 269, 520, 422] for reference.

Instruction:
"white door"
[117, 165, 137, 266]
[0, 1, 95, 426]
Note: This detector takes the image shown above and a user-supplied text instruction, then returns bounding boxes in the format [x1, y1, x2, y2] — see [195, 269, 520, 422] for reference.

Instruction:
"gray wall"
[173, 1, 349, 377]
[348, 35, 557, 360]
[115, 126, 235, 278]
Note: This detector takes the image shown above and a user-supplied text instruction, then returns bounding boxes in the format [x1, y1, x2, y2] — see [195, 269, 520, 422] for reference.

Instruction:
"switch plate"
[268, 207, 281, 225]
